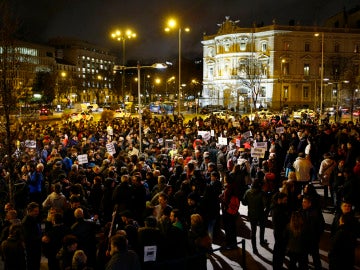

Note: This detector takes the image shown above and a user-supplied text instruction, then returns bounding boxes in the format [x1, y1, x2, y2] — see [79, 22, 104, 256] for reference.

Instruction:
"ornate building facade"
[202, 16, 360, 112]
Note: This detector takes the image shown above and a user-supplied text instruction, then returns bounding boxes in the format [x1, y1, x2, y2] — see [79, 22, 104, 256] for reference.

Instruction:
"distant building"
[202, 13, 360, 112]
[0, 40, 56, 103]
[49, 37, 116, 104]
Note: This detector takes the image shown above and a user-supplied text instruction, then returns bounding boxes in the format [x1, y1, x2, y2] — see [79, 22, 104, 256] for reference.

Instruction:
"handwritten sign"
[106, 143, 116, 155]
[77, 154, 88, 165]
[251, 147, 266, 158]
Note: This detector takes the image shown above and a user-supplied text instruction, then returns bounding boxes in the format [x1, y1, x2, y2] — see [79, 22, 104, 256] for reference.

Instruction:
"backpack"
[227, 196, 240, 215]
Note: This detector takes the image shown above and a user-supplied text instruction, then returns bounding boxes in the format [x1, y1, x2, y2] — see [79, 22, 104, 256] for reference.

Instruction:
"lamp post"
[165, 18, 190, 115]
[114, 63, 167, 152]
[111, 29, 137, 102]
[315, 32, 324, 124]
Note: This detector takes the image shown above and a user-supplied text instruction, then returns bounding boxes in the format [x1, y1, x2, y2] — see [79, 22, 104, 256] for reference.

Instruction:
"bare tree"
[238, 54, 265, 111]
[0, 0, 22, 203]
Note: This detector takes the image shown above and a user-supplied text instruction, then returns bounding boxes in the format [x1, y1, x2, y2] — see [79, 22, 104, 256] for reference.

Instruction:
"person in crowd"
[242, 178, 268, 254]
[301, 195, 325, 270]
[1, 224, 27, 270]
[328, 212, 358, 270]
[22, 201, 42, 270]
[27, 162, 45, 205]
[293, 152, 313, 196]
[318, 152, 337, 207]
[42, 213, 71, 270]
[105, 234, 141, 270]
[219, 172, 240, 250]
[285, 211, 308, 270]
[272, 192, 290, 270]
[137, 215, 165, 270]
[71, 208, 98, 267]
[72, 249, 90, 270]
[56, 234, 79, 270]
[42, 182, 68, 212]
[187, 213, 211, 270]
[200, 170, 222, 240]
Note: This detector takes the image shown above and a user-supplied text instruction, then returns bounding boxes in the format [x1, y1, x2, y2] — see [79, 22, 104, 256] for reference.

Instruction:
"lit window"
[304, 64, 310, 76]
[283, 86, 289, 99]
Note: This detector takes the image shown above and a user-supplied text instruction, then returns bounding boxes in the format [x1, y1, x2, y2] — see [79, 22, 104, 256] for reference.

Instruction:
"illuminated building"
[202, 15, 360, 112]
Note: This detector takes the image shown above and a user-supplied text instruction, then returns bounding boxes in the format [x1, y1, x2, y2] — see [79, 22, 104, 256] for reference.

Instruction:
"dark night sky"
[14, 0, 356, 61]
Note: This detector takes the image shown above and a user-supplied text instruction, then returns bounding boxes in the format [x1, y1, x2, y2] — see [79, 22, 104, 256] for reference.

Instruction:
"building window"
[334, 43, 340, 53]
[283, 41, 290, 51]
[303, 86, 309, 99]
[304, 64, 310, 76]
[282, 62, 289, 76]
[304, 43, 310, 52]
[261, 42, 267, 52]
[283, 86, 289, 99]
[240, 38, 247, 51]
[260, 87, 266, 97]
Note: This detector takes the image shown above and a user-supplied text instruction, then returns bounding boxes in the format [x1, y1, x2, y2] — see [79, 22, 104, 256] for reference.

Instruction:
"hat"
[203, 151, 210, 158]
[87, 163, 95, 168]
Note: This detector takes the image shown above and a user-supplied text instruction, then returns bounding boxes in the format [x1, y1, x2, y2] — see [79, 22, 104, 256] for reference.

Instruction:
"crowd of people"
[0, 112, 359, 270]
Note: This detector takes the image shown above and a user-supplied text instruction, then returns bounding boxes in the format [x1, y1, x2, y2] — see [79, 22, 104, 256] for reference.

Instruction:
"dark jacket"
[105, 250, 141, 270]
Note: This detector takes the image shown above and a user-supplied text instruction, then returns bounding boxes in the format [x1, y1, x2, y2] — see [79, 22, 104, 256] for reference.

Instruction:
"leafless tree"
[238, 54, 266, 111]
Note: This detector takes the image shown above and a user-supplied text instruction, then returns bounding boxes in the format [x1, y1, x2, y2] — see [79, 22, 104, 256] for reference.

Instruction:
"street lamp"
[165, 18, 190, 115]
[113, 63, 167, 152]
[166, 76, 175, 97]
[111, 29, 137, 102]
[315, 32, 324, 124]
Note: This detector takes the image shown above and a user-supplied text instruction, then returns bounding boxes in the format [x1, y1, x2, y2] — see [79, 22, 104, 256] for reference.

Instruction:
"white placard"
[198, 131, 211, 141]
[218, 137, 227, 145]
[276, 127, 285, 134]
[144, 245, 157, 262]
[77, 154, 88, 164]
[210, 130, 215, 137]
[158, 138, 163, 145]
[24, 140, 37, 149]
[251, 147, 266, 158]
[236, 138, 241, 147]
[242, 131, 252, 139]
[253, 142, 267, 149]
[106, 143, 116, 155]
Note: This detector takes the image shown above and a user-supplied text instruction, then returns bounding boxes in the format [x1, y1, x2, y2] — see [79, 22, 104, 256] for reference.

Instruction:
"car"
[114, 108, 131, 118]
[39, 107, 53, 116]
[68, 111, 94, 122]
[247, 109, 275, 121]
[204, 111, 235, 121]
[353, 109, 360, 117]
[293, 109, 315, 119]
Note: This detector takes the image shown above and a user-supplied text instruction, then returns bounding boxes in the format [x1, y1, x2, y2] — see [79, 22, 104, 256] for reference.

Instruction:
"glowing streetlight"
[165, 18, 190, 115]
[111, 29, 137, 101]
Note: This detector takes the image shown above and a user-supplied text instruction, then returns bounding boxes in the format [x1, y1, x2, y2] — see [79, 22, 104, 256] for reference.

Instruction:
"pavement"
[207, 183, 360, 270]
